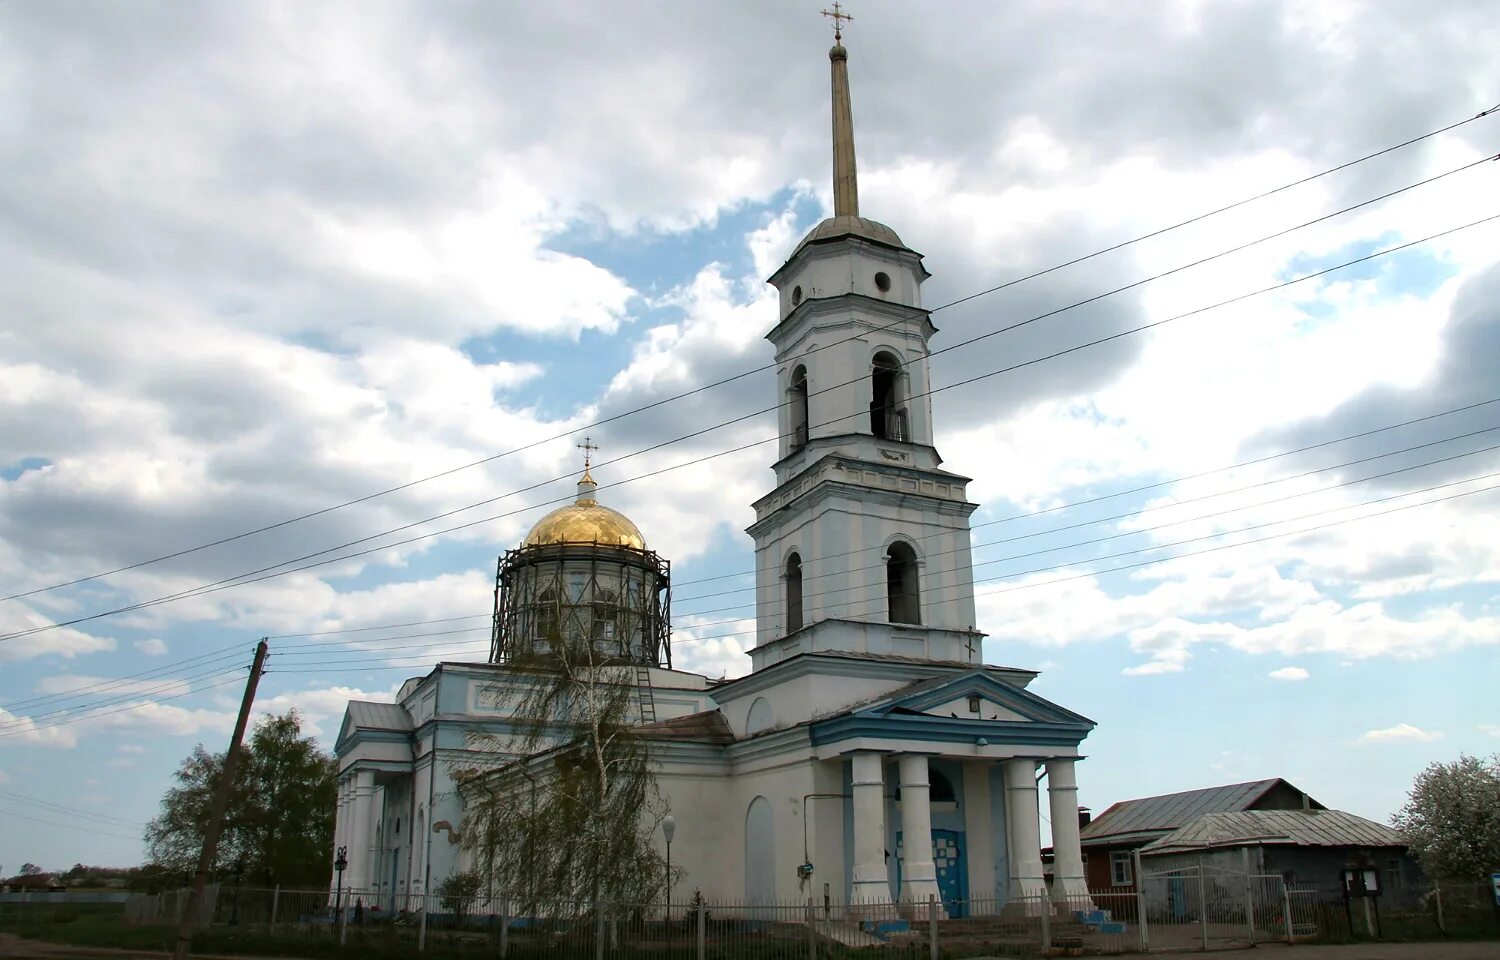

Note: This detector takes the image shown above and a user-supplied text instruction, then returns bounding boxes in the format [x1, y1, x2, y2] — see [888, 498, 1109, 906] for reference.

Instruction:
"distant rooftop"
[1081, 778, 1322, 847]
[1141, 809, 1405, 856]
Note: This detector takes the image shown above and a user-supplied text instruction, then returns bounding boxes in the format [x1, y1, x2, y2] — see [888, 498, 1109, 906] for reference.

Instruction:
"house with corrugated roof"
[1138, 808, 1418, 894]
[1077, 779, 1323, 891]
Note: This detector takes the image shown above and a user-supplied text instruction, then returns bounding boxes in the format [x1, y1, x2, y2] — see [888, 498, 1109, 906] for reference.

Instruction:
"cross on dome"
[576, 436, 599, 482]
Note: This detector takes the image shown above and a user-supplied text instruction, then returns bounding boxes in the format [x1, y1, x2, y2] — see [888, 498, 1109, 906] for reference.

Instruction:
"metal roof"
[1140, 809, 1407, 855]
[1080, 779, 1303, 845]
[636, 710, 736, 745]
[345, 700, 413, 732]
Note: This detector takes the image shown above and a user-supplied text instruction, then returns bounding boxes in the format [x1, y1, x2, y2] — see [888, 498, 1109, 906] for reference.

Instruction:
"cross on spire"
[821, 1, 852, 43]
[576, 436, 599, 473]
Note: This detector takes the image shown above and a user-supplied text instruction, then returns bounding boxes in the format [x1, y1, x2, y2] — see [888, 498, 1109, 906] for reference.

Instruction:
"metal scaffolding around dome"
[489, 460, 672, 667]
[489, 540, 672, 667]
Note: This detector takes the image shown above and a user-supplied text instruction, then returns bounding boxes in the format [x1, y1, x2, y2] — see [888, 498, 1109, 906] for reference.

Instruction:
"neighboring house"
[1138, 808, 1420, 909]
[1079, 779, 1324, 891]
[2, 873, 64, 892]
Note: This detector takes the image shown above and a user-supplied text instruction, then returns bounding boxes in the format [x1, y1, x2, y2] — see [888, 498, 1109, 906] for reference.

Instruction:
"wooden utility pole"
[172, 639, 268, 960]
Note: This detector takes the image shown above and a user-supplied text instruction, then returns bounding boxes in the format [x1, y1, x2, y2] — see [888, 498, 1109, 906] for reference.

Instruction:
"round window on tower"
[791, 285, 803, 305]
[874, 272, 892, 293]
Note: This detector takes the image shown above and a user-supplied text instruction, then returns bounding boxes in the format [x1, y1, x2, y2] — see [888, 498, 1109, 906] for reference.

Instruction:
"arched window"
[871, 352, 907, 441]
[789, 365, 809, 451]
[886, 541, 921, 624]
[785, 552, 803, 633]
[536, 586, 559, 644]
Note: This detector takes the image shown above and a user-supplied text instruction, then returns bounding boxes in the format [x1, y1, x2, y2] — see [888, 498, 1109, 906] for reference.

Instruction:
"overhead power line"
[0, 789, 146, 830]
[0, 664, 248, 732]
[32, 392, 1495, 698]
[672, 425, 1500, 607]
[5, 203, 1493, 646]
[0, 673, 248, 741]
[0, 806, 142, 842]
[0, 644, 251, 714]
[5, 110, 1493, 607]
[261, 476, 1500, 666]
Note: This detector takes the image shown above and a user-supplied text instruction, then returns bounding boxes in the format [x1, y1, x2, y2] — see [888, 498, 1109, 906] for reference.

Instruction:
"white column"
[850, 752, 890, 902]
[897, 754, 942, 909]
[1003, 759, 1046, 909]
[348, 768, 375, 893]
[1046, 759, 1091, 906]
[960, 761, 997, 912]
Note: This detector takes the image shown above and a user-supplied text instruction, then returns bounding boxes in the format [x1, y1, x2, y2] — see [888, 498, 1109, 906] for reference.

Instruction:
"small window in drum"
[792, 285, 803, 305]
[874, 272, 891, 293]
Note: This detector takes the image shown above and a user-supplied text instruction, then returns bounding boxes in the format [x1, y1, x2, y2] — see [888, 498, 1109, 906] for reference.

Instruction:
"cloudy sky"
[2, 0, 1498, 872]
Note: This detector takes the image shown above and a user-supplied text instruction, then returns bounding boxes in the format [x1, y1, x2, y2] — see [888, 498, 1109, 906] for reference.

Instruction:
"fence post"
[1242, 849, 1255, 944]
[500, 896, 509, 959]
[339, 892, 349, 947]
[1282, 882, 1293, 943]
[928, 894, 939, 960]
[1197, 863, 1209, 952]
[270, 885, 280, 934]
[595, 898, 605, 960]
[1136, 850, 1150, 952]
[807, 896, 817, 960]
[1039, 893, 1051, 953]
[696, 899, 706, 960]
[1433, 882, 1444, 934]
[418, 890, 428, 953]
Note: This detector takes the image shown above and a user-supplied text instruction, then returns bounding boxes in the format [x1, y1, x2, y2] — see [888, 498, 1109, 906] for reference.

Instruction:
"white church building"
[332, 26, 1096, 918]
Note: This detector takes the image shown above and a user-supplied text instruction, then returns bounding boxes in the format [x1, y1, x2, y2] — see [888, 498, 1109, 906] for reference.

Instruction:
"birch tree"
[461, 628, 670, 912]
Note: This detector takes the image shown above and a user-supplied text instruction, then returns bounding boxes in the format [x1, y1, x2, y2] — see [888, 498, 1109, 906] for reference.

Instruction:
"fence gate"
[1139, 863, 1307, 950]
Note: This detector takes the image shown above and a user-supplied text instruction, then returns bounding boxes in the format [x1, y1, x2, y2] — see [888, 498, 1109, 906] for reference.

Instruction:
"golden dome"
[523, 474, 646, 550]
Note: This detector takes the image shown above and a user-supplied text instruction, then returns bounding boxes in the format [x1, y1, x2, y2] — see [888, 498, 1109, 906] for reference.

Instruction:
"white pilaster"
[348, 768, 375, 893]
[1003, 759, 1046, 908]
[897, 754, 942, 909]
[1046, 759, 1091, 905]
[850, 752, 890, 902]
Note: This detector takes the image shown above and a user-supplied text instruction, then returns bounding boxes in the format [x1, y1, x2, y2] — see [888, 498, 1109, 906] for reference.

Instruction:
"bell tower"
[746, 14, 983, 670]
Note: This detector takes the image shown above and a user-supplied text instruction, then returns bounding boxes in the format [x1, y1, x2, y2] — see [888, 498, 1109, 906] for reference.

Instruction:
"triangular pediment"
[859, 670, 1094, 727]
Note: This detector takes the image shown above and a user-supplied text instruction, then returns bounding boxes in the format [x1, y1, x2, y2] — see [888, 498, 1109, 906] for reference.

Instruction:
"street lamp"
[333, 847, 348, 929]
[662, 815, 677, 916]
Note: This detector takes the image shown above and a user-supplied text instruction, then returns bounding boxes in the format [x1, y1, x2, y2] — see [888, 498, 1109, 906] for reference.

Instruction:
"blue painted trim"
[810, 713, 1090, 748]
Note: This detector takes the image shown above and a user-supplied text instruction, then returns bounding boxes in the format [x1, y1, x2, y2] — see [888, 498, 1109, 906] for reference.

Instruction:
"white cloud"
[0, 769, 9, 784]
[1122, 660, 1183, 677]
[107, 757, 135, 768]
[118, 744, 146, 754]
[0, 706, 79, 748]
[134, 638, 168, 656]
[1268, 666, 1310, 681]
[1479, 724, 1500, 738]
[1359, 723, 1443, 743]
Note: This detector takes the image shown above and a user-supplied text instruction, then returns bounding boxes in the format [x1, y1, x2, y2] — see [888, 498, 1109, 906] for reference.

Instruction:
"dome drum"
[489, 540, 672, 668]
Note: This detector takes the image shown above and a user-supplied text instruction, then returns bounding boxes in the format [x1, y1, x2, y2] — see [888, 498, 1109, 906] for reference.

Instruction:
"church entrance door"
[895, 829, 968, 917]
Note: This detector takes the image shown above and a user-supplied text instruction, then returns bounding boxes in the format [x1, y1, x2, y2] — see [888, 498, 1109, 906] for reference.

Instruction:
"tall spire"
[823, 2, 859, 217]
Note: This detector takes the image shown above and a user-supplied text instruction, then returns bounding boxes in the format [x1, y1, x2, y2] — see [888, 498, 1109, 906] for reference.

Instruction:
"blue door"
[896, 830, 969, 918]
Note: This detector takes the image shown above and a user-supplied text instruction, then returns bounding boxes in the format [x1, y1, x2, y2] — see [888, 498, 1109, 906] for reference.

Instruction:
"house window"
[1111, 851, 1133, 886]
[967, 695, 981, 714]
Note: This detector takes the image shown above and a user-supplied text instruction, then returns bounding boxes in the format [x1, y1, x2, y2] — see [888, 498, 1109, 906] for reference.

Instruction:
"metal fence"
[102, 879, 1500, 956]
